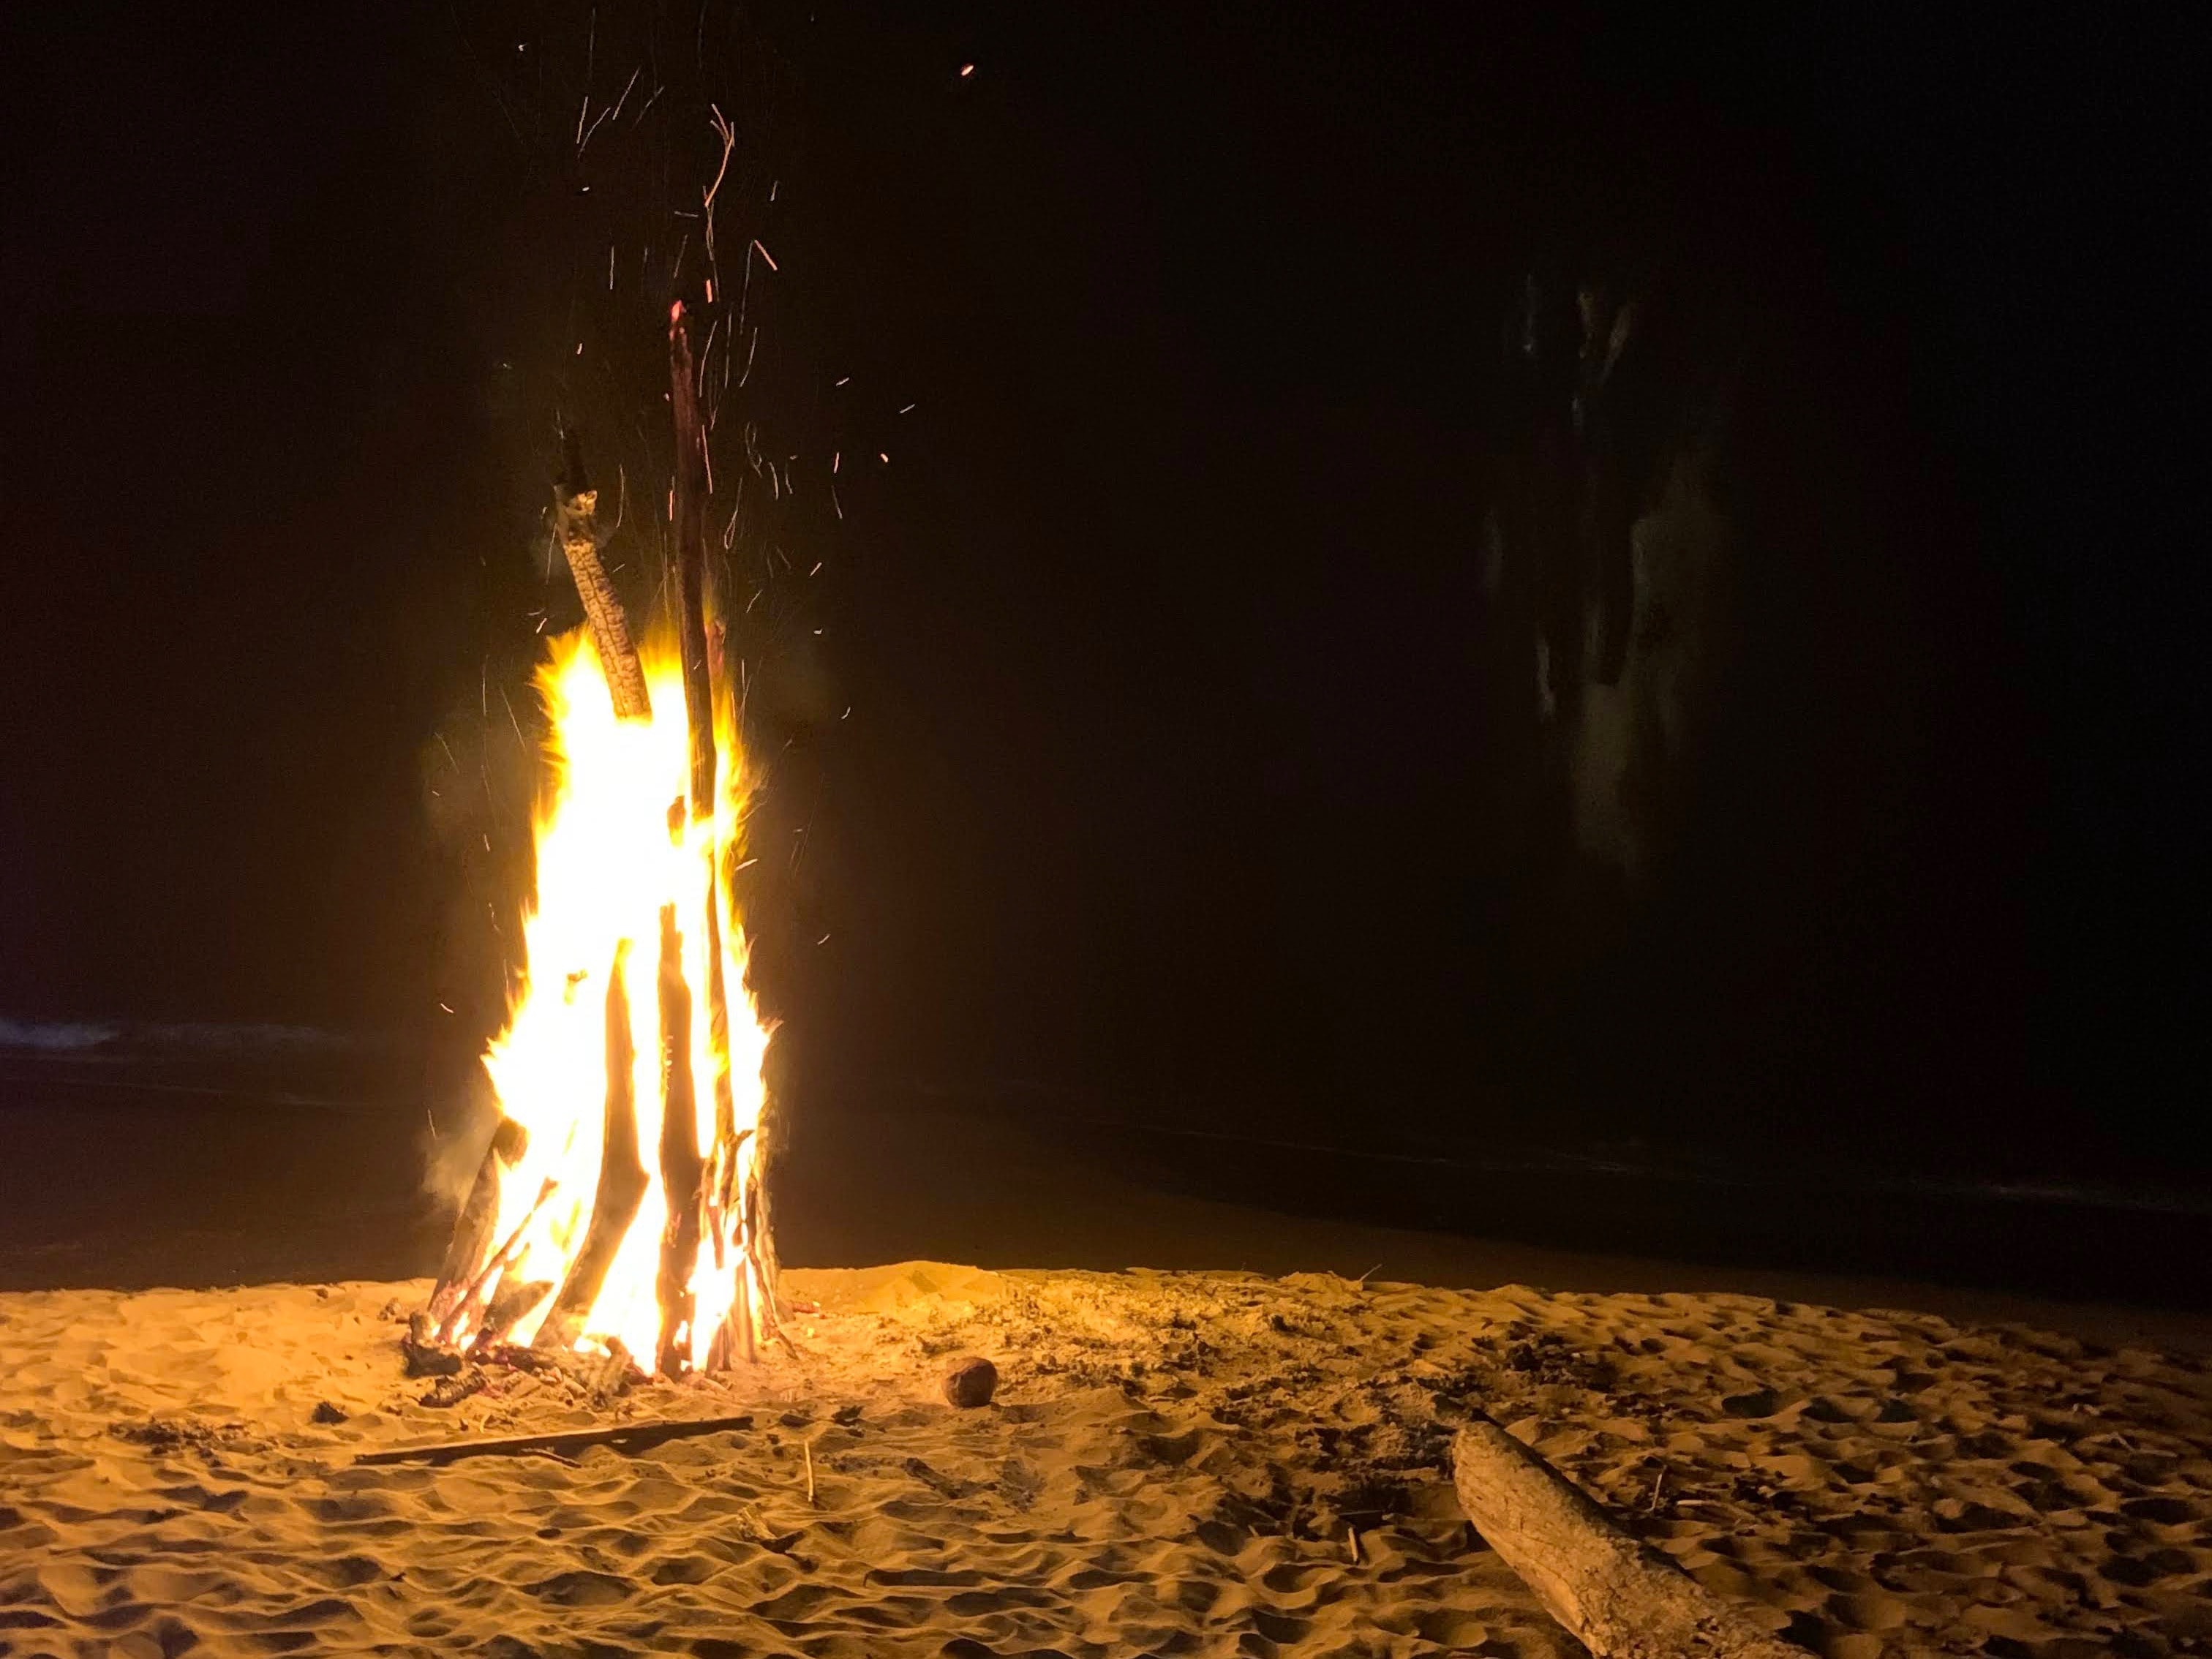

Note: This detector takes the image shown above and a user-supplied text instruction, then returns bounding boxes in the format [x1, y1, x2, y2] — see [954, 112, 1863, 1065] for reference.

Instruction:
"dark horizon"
[2, 2, 2205, 1187]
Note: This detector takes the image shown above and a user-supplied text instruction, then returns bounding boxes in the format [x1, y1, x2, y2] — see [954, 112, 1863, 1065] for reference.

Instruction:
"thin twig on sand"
[354, 1412, 756, 1468]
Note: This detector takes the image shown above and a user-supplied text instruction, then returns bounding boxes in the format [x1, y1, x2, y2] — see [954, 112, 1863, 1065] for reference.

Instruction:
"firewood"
[667, 304, 716, 816]
[437, 1175, 559, 1346]
[533, 941, 648, 1352]
[427, 1117, 527, 1325]
[554, 429, 651, 722]
[472, 1278, 554, 1352]
[654, 903, 705, 1377]
[1452, 1415, 1807, 1659]
[421, 1369, 487, 1410]
[353, 1411, 757, 1468]
[402, 1323, 464, 1379]
[704, 885, 737, 1183]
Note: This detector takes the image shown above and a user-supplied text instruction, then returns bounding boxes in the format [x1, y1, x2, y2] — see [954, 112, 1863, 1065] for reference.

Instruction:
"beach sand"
[4, 1263, 2211, 1657]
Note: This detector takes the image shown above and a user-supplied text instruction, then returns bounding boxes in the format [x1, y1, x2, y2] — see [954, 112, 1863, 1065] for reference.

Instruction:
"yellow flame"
[466, 628, 770, 1366]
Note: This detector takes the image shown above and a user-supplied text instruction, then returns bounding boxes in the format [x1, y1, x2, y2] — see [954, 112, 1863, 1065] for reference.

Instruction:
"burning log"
[473, 1277, 555, 1352]
[1452, 1415, 1805, 1659]
[533, 941, 648, 1353]
[654, 903, 705, 1378]
[435, 1175, 559, 1347]
[673, 297, 783, 1366]
[554, 429, 651, 722]
[426, 1117, 527, 1328]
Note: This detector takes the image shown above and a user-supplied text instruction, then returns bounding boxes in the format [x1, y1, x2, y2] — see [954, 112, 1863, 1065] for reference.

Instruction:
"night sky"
[2, 4, 2205, 1179]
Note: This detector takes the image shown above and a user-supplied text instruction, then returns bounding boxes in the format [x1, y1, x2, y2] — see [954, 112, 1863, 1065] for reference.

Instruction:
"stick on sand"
[1453, 1414, 1807, 1658]
[354, 1412, 756, 1468]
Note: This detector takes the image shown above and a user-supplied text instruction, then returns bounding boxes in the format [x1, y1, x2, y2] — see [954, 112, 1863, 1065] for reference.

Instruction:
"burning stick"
[668, 304, 716, 817]
[654, 903, 705, 1377]
[533, 941, 649, 1353]
[554, 431, 652, 722]
[426, 1117, 527, 1327]
[436, 1175, 560, 1348]
[674, 296, 784, 1362]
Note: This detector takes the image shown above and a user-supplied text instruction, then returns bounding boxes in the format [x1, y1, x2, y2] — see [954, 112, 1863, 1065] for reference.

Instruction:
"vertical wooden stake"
[654, 903, 705, 1377]
[533, 942, 647, 1353]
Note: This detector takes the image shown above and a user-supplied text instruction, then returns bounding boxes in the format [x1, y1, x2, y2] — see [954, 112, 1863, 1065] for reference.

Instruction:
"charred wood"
[668, 304, 716, 816]
[554, 429, 651, 722]
[654, 903, 705, 1377]
[427, 1116, 527, 1326]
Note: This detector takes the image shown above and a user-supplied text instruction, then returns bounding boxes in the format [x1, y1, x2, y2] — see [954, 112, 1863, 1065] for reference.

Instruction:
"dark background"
[1, 4, 2205, 1195]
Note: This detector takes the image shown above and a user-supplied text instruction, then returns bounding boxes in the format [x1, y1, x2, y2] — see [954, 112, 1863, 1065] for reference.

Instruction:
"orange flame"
[459, 628, 770, 1365]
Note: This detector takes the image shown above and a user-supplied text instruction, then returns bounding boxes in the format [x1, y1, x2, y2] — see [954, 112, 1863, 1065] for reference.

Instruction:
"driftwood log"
[554, 429, 652, 723]
[1453, 1416, 1806, 1659]
[533, 942, 647, 1352]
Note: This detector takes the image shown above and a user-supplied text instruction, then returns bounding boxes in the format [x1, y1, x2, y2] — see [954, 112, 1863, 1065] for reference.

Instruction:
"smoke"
[417, 1056, 503, 1214]
[1568, 437, 1735, 884]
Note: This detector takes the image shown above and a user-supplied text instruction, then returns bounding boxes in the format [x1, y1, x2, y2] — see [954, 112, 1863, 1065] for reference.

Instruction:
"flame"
[459, 627, 771, 1366]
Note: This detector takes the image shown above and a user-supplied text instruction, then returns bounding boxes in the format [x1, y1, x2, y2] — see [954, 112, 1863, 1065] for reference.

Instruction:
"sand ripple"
[2, 1268, 2210, 1655]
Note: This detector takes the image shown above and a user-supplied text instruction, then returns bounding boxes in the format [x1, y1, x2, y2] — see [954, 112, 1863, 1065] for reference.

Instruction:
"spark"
[580, 98, 619, 155]
[498, 685, 527, 750]
[808, 561, 822, 576]
[751, 238, 778, 272]
[703, 106, 737, 287]
[898, 403, 916, 414]
[835, 376, 850, 387]
[960, 62, 976, 77]
[878, 451, 889, 464]
[606, 64, 642, 126]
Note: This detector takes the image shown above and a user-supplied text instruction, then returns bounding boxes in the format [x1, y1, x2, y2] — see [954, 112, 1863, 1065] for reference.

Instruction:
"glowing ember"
[448, 628, 772, 1368]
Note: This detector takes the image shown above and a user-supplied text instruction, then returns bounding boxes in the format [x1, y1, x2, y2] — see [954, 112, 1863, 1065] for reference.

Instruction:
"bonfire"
[419, 304, 783, 1380]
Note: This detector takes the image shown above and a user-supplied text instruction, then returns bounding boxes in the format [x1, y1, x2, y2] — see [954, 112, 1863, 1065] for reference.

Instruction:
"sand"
[3, 1265, 2211, 1658]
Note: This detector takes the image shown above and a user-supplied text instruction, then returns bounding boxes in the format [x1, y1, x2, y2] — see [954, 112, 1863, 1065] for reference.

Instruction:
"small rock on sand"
[943, 1355, 997, 1408]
